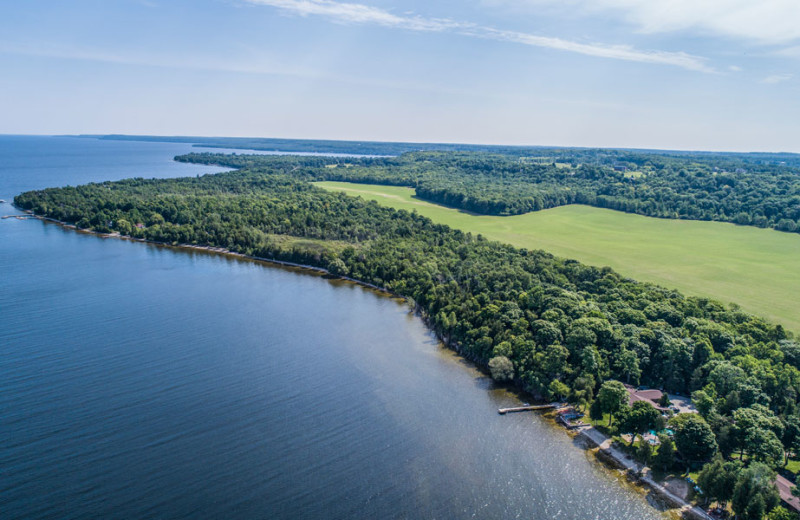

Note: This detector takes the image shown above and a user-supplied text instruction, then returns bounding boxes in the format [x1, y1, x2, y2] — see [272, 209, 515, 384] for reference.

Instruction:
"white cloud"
[761, 74, 792, 84]
[493, 0, 800, 45]
[475, 27, 710, 71]
[247, 0, 469, 31]
[247, 0, 712, 72]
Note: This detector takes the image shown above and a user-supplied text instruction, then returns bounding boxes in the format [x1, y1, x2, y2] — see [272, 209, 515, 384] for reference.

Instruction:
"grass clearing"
[316, 181, 800, 333]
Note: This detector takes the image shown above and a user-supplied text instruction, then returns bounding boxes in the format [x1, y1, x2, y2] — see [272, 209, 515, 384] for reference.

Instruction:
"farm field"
[316, 181, 800, 333]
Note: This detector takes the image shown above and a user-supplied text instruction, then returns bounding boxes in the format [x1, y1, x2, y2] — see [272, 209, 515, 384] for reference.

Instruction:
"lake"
[0, 136, 666, 519]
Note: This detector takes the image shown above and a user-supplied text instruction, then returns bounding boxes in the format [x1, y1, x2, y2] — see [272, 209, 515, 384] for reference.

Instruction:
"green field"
[316, 181, 800, 332]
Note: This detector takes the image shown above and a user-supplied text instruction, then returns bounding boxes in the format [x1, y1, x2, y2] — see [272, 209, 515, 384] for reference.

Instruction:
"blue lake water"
[0, 136, 666, 519]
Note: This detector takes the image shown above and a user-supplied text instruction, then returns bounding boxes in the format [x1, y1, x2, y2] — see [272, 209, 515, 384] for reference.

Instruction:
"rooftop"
[624, 384, 669, 411]
[776, 475, 800, 512]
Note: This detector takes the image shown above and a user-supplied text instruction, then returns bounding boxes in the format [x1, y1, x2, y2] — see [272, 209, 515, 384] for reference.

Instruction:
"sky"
[1, 0, 799, 152]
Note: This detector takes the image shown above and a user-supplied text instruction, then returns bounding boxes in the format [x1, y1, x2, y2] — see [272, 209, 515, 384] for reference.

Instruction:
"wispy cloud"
[247, 0, 469, 31]
[473, 27, 710, 71]
[246, 0, 713, 72]
[761, 73, 793, 84]
[492, 0, 800, 46]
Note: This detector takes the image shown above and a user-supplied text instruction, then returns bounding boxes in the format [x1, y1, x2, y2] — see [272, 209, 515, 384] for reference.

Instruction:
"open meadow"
[316, 181, 800, 333]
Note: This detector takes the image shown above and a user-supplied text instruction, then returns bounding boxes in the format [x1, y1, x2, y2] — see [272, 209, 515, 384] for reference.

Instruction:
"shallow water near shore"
[0, 136, 667, 519]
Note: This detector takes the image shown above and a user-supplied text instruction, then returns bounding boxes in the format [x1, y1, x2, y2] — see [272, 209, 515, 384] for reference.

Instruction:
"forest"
[177, 150, 800, 234]
[15, 164, 800, 519]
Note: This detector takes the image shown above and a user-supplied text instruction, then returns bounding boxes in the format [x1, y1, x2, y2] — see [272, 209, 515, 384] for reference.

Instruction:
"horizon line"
[2, 133, 798, 157]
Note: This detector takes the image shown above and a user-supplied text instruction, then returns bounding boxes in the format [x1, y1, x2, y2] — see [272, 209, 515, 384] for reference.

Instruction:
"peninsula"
[15, 148, 800, 518]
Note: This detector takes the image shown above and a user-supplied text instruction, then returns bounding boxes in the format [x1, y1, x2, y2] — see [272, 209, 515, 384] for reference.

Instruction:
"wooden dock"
[498, 404, 556, 414]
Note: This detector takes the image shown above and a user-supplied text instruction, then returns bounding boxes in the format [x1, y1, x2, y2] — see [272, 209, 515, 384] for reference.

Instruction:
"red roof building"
[624, 384, 669, 412]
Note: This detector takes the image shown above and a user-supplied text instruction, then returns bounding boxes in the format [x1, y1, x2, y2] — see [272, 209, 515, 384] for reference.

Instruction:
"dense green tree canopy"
[671, 413, 718, 464]
[697, 456, 742, 507]
[731, 463, 781, 520]
[596, 380, 629, 426]
[177, 149, 800, 234]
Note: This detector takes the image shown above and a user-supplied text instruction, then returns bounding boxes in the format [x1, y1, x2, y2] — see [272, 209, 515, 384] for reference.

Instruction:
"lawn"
[316, 181, 800, 333]
[785, 458, 800, 476]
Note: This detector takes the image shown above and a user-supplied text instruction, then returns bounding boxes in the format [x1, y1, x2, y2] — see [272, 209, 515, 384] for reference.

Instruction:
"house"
[624, 384, 698, 415]
[624, 384, 669, 412]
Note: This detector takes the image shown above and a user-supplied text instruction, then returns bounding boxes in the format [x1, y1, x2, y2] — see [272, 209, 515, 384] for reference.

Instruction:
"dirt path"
[580, 427, 714, 520]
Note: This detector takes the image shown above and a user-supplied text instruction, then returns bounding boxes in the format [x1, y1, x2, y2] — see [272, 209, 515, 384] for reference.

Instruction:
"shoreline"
[18, 208, 706, 519]
[577, 427, 712, 520]
[26, 211, 402, 297]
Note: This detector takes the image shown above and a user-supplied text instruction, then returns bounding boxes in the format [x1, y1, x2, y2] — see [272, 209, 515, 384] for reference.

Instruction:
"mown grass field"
[316, 181, 800, 333]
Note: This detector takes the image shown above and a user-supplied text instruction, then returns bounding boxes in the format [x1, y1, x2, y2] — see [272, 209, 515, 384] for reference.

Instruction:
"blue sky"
[1, 0, 799, 151]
